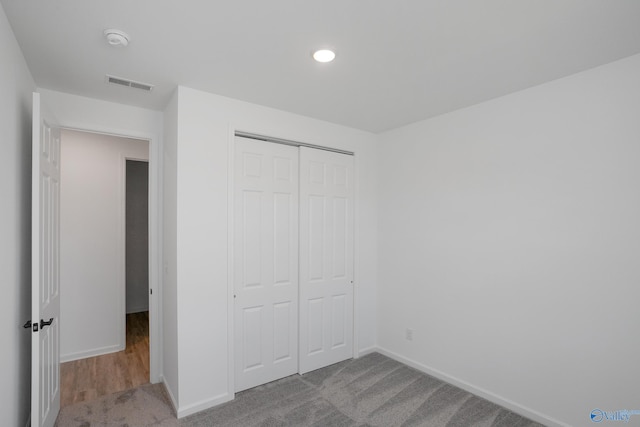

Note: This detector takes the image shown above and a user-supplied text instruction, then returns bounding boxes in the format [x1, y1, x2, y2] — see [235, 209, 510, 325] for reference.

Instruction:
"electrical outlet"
[405, 328, 414, 341]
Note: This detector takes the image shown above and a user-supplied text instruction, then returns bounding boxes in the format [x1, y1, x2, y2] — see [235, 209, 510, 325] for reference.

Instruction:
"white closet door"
[234, 137, 299, 392]
[299, 147, 354, 374]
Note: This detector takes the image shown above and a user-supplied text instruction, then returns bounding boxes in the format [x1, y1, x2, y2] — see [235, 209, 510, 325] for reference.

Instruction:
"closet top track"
[235, 131, 354, 156]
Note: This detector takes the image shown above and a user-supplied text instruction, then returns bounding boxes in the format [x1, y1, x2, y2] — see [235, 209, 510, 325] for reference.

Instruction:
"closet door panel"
[299, 147, 354, 374]
[234, 137, 299, 392]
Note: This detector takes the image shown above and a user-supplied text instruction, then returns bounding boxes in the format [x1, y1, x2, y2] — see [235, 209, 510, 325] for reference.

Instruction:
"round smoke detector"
[104, 29, 130, 47]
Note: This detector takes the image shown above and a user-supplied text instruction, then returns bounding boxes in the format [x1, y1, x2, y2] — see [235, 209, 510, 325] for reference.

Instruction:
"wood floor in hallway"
[60, 311, 150, 407]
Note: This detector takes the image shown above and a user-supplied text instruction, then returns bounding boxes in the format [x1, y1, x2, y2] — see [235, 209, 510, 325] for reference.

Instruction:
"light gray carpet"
[56, 352, 545, 427]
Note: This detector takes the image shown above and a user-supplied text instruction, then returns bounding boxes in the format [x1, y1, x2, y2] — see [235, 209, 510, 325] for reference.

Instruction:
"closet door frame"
[226, 128, 360, 396]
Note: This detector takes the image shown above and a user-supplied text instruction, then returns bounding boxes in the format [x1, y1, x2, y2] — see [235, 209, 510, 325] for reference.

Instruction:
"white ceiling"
[3, 0, 640, 133]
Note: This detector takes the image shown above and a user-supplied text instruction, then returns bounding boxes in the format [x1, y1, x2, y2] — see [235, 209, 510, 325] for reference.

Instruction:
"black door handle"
[40, 318, 54, 329]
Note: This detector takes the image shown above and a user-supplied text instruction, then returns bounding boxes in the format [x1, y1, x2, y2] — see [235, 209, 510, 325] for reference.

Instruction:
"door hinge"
[150, 288, 153, 295]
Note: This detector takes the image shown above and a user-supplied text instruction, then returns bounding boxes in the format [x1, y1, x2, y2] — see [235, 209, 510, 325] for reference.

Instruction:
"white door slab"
[234, 137, 299, 392]
[299, 147, 354, 374]
[31, 92, 61, 427]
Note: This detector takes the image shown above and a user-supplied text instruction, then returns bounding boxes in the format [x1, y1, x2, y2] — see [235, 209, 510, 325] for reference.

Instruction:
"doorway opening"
[57, 129, 151, 406]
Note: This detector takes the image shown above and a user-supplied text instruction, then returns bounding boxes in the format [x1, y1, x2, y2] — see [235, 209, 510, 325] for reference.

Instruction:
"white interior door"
[31, 92, 61, 427]
[299, 147, 354, 374]
[234, 137, 299, 392]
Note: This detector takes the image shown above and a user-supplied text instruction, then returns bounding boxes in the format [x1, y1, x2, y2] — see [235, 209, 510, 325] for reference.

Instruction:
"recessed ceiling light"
[313, 49, 336, 63]
[104, 29, 130, 47]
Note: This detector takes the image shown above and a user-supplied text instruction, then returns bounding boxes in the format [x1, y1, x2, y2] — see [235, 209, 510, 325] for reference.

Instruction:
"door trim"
[226, 125, 236, 396]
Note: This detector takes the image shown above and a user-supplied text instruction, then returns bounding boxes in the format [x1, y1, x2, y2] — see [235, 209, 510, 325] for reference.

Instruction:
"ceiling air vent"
[106, 75, 154, 92]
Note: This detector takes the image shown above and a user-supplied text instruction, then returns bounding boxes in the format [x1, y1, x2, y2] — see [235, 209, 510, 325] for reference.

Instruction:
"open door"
[31, 92, 61, 427]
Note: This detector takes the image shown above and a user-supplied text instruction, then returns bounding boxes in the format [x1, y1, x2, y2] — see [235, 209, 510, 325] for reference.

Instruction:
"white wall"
[60, 129, 148, 360]
[162, 90, 179, 407]
[377, 53, 640, 427]
[165, 86, 378, 417]
[39, 89, 163, 140]
[0, 4, 36, 426]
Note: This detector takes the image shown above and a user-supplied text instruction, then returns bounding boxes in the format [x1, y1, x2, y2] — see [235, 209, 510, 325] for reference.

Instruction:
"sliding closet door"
[234, 137, 299, 392]
[299, 147, 354, 374]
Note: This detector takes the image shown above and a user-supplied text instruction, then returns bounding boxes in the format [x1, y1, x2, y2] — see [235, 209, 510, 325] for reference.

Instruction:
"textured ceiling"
[3, 0, 640, 132]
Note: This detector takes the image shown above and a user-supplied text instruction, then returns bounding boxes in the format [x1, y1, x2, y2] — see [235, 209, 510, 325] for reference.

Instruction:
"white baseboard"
[160, 376, 178, 416]
[60, 343, 124, 362]
[176, 392, 232, 419]
[358, 345, 378, 357]
[159, 375, 232, 419]
[375, 347, 569, 427]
